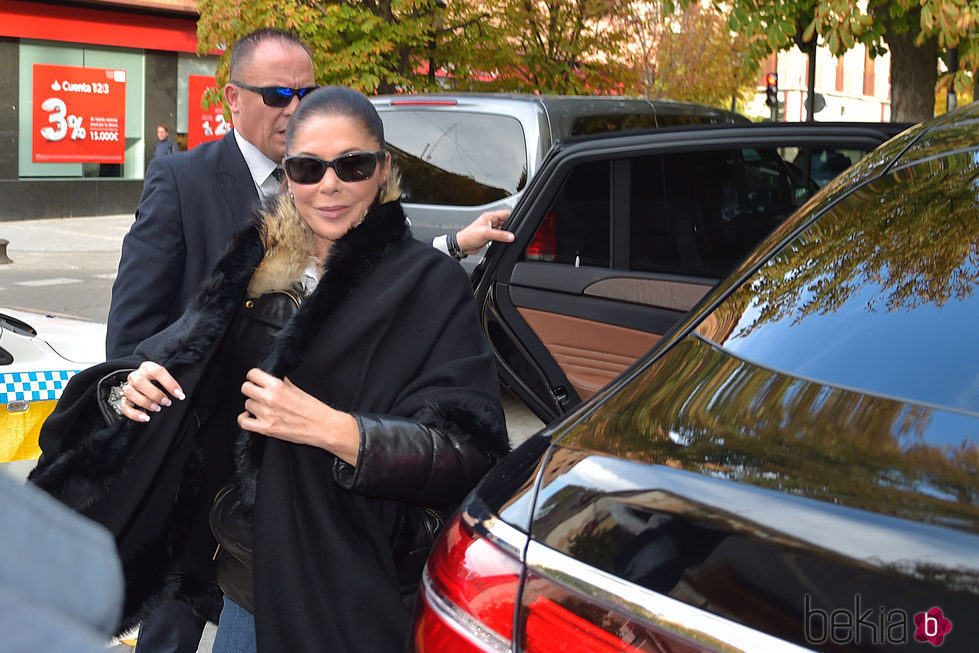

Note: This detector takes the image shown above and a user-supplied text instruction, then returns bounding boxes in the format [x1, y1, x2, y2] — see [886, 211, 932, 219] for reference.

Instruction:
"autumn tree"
[196, 0, 641, 96]
[196, 0, 456, 94]
[438, 0, 634, 94]
[616, 1, 760, 108]
[681, 0, 979, 122]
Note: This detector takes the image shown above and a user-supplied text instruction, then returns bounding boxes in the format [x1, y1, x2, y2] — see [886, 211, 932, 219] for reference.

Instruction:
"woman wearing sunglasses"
[31, 86, 510, 652]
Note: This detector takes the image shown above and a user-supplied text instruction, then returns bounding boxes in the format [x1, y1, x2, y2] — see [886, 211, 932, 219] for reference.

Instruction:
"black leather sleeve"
[333, 413, 501, 504]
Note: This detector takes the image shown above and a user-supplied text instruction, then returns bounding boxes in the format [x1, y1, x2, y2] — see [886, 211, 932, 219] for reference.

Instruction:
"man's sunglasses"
[283, 151, 384, 184]
[231, 81, 317, 108]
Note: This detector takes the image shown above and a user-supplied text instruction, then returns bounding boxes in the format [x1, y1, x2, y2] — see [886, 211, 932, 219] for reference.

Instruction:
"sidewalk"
[0, 214, 133, 269]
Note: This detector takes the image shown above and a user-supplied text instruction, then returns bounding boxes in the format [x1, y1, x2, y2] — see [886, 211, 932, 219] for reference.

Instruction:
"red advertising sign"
[32, 63, 126, 163]
[188, 74, 232, 149]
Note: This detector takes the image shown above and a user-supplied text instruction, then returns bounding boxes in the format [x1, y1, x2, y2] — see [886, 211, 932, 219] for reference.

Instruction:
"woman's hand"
[119, 361, 185, 422]
[238, 368, 360, 465]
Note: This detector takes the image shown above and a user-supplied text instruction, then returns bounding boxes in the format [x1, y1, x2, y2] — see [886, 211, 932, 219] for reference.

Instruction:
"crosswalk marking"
[16, 278, 83, 287]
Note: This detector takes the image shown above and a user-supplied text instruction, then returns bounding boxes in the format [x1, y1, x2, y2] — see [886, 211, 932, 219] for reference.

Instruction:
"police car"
[1, 307, 105, 479]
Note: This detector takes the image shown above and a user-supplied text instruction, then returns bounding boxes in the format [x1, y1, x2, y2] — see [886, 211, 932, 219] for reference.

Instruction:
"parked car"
[0, 307, 104, 479]
[370, 93, 746, 259]
[410, 103, 979, 652]
[471, 120, 911, 422]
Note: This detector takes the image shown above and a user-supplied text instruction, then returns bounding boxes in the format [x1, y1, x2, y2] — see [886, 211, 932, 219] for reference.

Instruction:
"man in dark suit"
[106, 27, 317, 652]
[107, 28, 315, 359]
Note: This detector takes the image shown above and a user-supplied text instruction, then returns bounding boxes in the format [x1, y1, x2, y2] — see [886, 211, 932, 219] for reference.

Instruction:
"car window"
[379, 110, 528, 206]
[569, 114, 658, 136]
[524, 143, 885, 280]
[782, 146, 867, 187]
[635, 148, 808, 278]
[525, 159, 611, 267]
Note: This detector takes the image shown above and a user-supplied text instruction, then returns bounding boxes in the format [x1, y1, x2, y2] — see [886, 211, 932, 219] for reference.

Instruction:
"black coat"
[31, 199, 509, 651]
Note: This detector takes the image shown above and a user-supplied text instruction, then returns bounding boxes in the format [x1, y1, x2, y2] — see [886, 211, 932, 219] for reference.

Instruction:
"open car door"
[473, 122, 912, 422]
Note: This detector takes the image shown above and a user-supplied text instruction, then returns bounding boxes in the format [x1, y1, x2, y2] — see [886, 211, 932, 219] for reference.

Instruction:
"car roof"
[550, 119, 916, 149]
[370, 92, 746, 133]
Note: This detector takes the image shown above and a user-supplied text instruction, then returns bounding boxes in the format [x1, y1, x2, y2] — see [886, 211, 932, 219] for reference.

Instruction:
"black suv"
[410, 105, 978, 652]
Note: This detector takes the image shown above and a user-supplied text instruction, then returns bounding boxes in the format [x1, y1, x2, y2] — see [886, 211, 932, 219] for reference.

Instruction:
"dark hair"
[229, 28, 312, 81]
[286, 86, 385, 153]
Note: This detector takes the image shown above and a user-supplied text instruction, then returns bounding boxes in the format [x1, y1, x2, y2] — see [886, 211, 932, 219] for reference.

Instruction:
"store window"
[18, 41, 144, 179]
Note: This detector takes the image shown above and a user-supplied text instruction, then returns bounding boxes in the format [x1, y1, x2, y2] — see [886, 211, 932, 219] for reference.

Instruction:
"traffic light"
[765, 73, 778, 108]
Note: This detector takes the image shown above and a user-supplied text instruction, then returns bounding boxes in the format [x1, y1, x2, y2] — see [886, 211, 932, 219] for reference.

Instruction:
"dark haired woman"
[30, 86, 509, 652]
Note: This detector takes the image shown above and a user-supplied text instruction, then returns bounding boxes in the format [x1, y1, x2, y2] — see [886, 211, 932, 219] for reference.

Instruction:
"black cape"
[30, 200, 509, 651]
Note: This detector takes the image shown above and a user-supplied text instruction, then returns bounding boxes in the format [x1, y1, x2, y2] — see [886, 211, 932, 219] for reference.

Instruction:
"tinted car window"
[785, 146, 867, 187]
[380, 110, 528, 206]
[526, 159, 611, 267]
[630, 148, 803, 278]
[527, 147, 836, 278]
[569, 113, 658, 136]
[698, 151, 979, 413]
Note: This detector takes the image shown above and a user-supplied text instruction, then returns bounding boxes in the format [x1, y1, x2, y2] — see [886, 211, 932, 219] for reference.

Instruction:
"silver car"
[370, 93, 745, 263]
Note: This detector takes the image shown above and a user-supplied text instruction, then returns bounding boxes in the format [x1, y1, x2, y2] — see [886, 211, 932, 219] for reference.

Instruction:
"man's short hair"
[228, 28, 312, 81]
[156, 124, 169, 132]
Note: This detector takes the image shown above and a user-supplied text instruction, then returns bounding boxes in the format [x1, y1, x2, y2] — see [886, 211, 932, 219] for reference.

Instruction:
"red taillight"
[524, 594, 645, 652]
[526, 211, 557, 262]
[412, 514, 682, 653]
[411, 514, 522, 652]
[521, 573, 695, 653]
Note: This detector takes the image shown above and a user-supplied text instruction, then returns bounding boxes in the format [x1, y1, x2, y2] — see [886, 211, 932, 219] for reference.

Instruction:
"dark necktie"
[271, 167, 285, 183]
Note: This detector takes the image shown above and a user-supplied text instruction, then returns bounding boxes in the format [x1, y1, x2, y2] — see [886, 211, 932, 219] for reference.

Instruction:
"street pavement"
[1, 213, 545, 651]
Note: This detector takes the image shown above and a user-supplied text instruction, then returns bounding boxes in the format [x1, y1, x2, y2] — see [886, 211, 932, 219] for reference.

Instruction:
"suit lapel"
[215, 132, 260, 233]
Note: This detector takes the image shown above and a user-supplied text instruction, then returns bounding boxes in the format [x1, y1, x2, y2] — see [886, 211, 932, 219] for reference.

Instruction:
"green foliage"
[197, 0, 453, 94]
[196, 0, 647, 98]
[437, 0, 633, 94]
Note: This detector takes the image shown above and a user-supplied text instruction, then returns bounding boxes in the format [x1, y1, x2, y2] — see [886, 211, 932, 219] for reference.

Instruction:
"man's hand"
[456, 209, 513, 255]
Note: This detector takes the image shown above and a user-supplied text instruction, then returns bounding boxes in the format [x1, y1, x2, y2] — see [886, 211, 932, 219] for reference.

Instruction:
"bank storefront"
[0, 0, 222, 221]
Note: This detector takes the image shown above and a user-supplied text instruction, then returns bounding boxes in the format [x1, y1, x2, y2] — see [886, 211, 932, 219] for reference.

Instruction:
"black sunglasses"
[231, 81, 317, 108]
[284, 151, 384, 184]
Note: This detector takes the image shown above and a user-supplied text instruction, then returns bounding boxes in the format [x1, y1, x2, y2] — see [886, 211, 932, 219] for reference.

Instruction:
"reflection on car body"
[410, 104, 978, 652]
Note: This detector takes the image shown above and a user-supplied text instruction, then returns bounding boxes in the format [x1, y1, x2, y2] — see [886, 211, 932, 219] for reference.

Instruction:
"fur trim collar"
[143, 198, 411, 504]
[149, 198, 410, 376]
[247, 195, 315, 297]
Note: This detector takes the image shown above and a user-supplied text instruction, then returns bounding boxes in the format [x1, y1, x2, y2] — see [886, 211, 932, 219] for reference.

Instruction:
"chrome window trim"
[525, 540, 815, 652]
[464, 498, 530, 561]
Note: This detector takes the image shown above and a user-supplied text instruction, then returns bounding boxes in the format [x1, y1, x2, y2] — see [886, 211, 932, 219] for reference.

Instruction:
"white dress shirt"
[233, 128, 283, 199]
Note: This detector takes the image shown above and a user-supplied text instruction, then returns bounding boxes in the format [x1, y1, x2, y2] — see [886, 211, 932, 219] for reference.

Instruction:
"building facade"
[0, 0, 219, 221]
[746, 44, 893, 123]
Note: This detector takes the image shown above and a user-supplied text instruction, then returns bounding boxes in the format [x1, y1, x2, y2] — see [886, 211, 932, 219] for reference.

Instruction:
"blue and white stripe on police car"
[1, 370, 80, 403]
